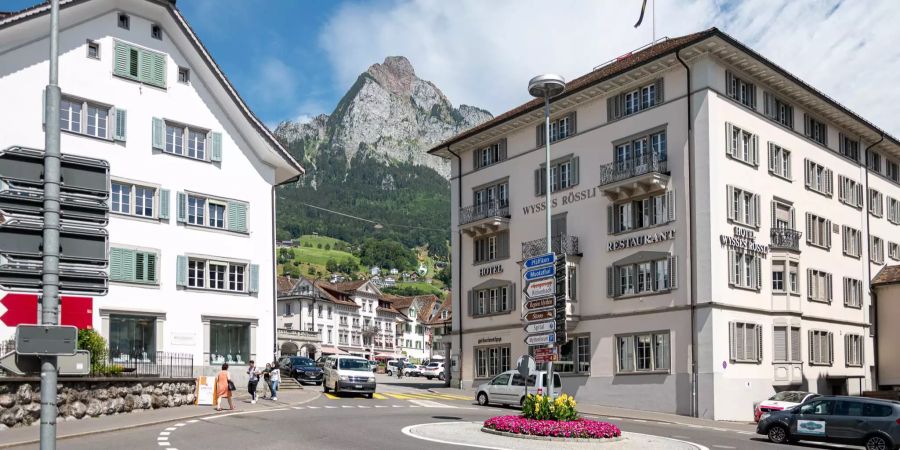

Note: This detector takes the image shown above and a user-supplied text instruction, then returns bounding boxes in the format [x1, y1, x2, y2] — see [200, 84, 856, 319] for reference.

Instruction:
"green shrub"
[522, 393, 578, 421]
[77, 329, 107, 373]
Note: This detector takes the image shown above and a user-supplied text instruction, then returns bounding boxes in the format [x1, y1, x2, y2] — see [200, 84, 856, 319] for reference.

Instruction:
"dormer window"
[118, 13, 130, 30]
[151, 24, 162, 40]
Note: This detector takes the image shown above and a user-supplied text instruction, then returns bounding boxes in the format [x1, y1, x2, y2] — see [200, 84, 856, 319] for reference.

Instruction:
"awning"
[376, 352, 401, 359]
[321, 346, 347, 355]
[430, 354, 445, 360]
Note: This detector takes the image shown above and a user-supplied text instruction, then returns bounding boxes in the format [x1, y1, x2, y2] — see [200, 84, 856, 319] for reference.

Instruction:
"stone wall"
[0, 378, 196, 430]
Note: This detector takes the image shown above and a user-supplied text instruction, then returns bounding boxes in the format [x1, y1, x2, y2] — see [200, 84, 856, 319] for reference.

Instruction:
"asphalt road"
[5, 375, 865, 450]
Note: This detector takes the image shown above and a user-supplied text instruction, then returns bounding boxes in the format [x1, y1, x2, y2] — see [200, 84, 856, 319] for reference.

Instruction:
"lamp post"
[528, 74, 566, 399]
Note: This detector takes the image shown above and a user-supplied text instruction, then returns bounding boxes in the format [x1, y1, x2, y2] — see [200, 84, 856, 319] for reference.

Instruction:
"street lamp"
[528, 74, 566, 400]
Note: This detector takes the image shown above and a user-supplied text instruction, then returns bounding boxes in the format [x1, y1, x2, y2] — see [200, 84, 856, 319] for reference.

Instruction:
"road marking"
[165, 427, 177, 431]
[187, 420, 199, 423]
[385, 393, 414, 399]
[324, 405, 337, 409]
[157, 437, 168, 441]
[408, 405, 421, 408]
[402, 422, 510, 450]
[712, 446, 736, 449]
[157, 443, 170, 447]
[341, 405, 354, 408]
[631, 419, 648, 423]
[672, 435, 691, 439]
[174, 423, 186, 427]
[373, 393, 388, 400]
[324, 393, 340, 400]
[410, 399, 453, 408]
[159, 432, 171, 436]
[357, 405, 370, 408]
[291, 406, 304, 410]
[375, 405, 387, 408]
[203, 408, 289, 420]
[392, 405, 403, 408]
[307, 406, 320, 409]
[607, 417, 623, 420]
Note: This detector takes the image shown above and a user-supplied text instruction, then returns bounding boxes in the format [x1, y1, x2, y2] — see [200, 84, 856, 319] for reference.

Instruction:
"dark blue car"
[281, 356, 322, 385]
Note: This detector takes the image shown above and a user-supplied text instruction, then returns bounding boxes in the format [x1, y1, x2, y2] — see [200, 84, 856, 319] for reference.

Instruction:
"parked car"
[385, 359, 406, 376]
[756, 395, 900, 449]
[368, 360, 377, 371]
[422, 362, 445, 380]
[323, 355, 376, 398]
[315, 356, 328, 368]
[401, 363, 420, 377]
[754, 391, 820, 422]
[282, 356, 323, 385]
[475, 370, 563, 407]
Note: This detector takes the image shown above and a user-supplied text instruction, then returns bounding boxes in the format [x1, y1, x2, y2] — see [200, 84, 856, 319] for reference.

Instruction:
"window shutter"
[249, 263, 259, 293]
[763, 92, 773, 118]
[534, 168, 543, 197]
[774, 327, 787, 362]
[535, 123, 545, 147]
[568, 112, 577, 135]
[121, 248, 136, 282]
[467, 290, 474, 316]
[725, 71, 735, 98]
[807, 269, 813, 298]
[509, 282, 517, 311]
[497, 232, 510, 260]
[140, 50, 166, 88]
[607, 267, 614, 297]
[770, 201, 777, 228]
[856, 184, 863, 207]
[227, 201, 248, 233]
[211, 131, 223, 162]
[473, 149, 481, 170]
[752, 194, 760, 227]
[735, 324, 745, 361]
[789, 207, 795, 229]
[856, 233, 862, 258]
[756, 325, 763, 362]
[607, 97, 615, 121]
[790, 327, 801, 362]
[176, 191, 186, 222]
[113, 41, 130, 78]
[804, 114, 811, 137]
[828, 332, 834, 365]
[826, 273, 833, 302]
[176, 255, 187, 287]
[728, 248, 736, 285]
[729, 322, 736, 361]
[785, 153, 792, 179]
[112, 108, 127, 141]
[654, 78, 664, 104]
[159, 189, 170, 220]
[499, 138, 508, 161]
[669, 256, 678, 290]
[751, 134, 759, 166]
[768, 143, 776, 172]
[755, 256, 762, 290]
[725, 123, 734, 156]
[825, 219, 832, 248]
[607, 205, 615, 234]
[146, 252, 157, 282]
[570, 156, 580, 186]
[152, 117, 165, 150]
[726, 185, 735, 221]
[825, 169, 833, 195]
[805, 213, 813, 243]
[804, 159, 811, 188]
[838, 176, 845, 202]
[109, 247, 123, 281]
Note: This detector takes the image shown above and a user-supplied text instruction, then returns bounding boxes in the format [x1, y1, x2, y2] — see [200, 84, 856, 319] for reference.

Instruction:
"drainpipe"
[863, 134, 884, 390]
[676, 49, 699, 418]
[448, 146, 463, 388]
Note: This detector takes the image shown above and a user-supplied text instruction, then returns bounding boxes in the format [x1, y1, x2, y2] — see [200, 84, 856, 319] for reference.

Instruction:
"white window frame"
[475, 345, 510, 379]
[869, 189, 884, 217]
[807, 269, 833, 303]
[773, 325, 802, 363]
[767, 142, 792, 180]
[842, 225, 862, 258]
[725, 123, 759, 167]
[771, 259, 800, 296]
[616, 331, 670, 373]
[845, 334, 864, 367]
[838, 175, 863, 208]
[729, 322, 762, 363]
[804, 159, 833, 197]
[110, 180, 157, 218]
[727, 71, 756, 109]
[889, 242, 900, 261]
[843, 277, 863, 308]
[805, 213, 832, 249]
[164, 120, 210, 161]
[870, 235, 885, 264]
[86, 40, 100, 60]
[60, 95, 113, 140]
[188, 257, 249, 293]
[728, 248, 762, 291]
[888, 197, 900, 224]
[727, 185, 760, 228]
[809, 330, 833, 366]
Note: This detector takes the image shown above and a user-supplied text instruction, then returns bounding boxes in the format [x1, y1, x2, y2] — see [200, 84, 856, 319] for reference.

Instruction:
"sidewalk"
[426, 386, 755, 433]
[0, 389, 320, 448]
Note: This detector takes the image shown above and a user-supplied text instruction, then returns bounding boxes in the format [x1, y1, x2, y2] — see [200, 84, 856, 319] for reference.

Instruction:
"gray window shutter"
[753, 194, 761, 227]
[112, 108, 127, 141]
[725, 123, 733, 156]
[770, 201, 777, 228]
[768, 143, 776, 172]
[669, 256, 678, 290]
[227, 201, 248, 233]
[499, 138, 507, 161]
[176, 255, 187, 287]
[667, 190, 675, 222]
[728, 249, 736, 285]
[570, 156, 580, 186]
[825, 219, 832, 248]
[509, 283, 516, 311]
[568, 112, 577, 135]
[804, 159, 811, 188]
[249, 263, 260, 293]
[606, 266, 615, 298]
[828, 332, 834, 365]
[826, 273, 833, 302]
[211, 131, 223, 162]
[473, 149, 481, 170]
[159, 189, 170, 220]
[726, 185, 735, 221]
[725, 71, 735, 98]
[607, 205, 614, 234]
[607, 96, 616, 121]
[825, 169, 833, 195]
[728, 322, 736, 361]
[534, 168, 545, 197]
[536, 124, 545, 147]
[763, 92, 773, 118]
[497, 232, 510, 260]
[467, 290, 474, 316]
[152, 117, 165, 150]
[755, 257, 762, 290]
[803, 114, 811, 137]
[805, 213, 813, 243]
[176, 191, 186, 223]
[751, 134, 759, 166]
[654, 78, 664, 104]
[756, 325, 763, 362]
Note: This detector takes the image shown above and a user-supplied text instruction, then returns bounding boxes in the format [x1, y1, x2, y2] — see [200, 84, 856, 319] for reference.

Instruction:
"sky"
[5, 0, 900, 135]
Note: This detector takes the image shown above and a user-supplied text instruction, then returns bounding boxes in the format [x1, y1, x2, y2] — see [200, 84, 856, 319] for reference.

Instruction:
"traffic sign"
[535, 353, 558, 363]
[523, 265, 555, 281]
[524, 297, 554, 311]
[516, 355, 535, 379]
[534, 347, 557, 357]
[0, 350, 90, 375]
[525, 320, 556, 334]
[524, 278, 555, 299]
[525, 332, 555, 346]
[524, 310, 553, 322]
[524, 253, 555, 269]
[0, 293, 38, 326]
[15, 324, 78, 356]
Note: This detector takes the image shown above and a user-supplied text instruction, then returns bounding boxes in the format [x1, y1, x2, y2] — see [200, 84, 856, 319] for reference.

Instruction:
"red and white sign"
[535, 354, 558, 363]
[524, 278, 555, 300]
[0, 293, 93, 329]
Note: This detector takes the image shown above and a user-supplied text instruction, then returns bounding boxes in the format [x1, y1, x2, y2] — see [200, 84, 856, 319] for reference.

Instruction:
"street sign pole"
[542, 93, 555, 401]
[41, 1, 61, 448]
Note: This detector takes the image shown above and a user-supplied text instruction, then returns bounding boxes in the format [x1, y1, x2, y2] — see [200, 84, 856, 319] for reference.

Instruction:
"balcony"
[276, 328, 320, 341]
[459, 200, 510, 237]
[522, 234, 580, 260]
[770, 228, 802, 252]
[599, 154, 669, 201]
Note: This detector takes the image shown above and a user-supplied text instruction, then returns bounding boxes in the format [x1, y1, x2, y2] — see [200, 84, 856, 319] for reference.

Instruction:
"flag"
[634, 0, 648, 28]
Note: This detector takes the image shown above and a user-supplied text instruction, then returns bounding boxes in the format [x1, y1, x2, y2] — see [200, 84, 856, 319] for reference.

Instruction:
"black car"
[283, 356, 323, 385]
[756, 395, 900, 449]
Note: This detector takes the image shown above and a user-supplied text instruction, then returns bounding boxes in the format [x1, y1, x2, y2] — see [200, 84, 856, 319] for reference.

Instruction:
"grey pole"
[40, 0, 62, 448]
[543, 94, 554, 400]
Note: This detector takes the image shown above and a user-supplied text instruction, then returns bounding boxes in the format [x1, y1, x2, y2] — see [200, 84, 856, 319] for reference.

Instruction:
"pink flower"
[483, 416, 621, 439]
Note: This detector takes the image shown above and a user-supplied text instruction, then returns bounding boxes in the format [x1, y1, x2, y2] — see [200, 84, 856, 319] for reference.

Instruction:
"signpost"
[516, 355, 536, 401]
[524, 297, 554, 311]
[523, 265, 555, 282]
[524, 310, 554, 322]
[524, 278, 555, 299]
[522, 252, 569, 399]
[0, 293, 94, 329]
[15, 324, 77, 356]
[525, 320, 555, 334]
[524, 333, 555, 346]
[523, 253, 555, 269]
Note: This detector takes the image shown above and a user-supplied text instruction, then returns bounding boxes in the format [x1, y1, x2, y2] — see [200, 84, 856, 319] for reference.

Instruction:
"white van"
[475, 370, 563, 407]
[385, 359, 406, 376]
[323, 355, 376, 398]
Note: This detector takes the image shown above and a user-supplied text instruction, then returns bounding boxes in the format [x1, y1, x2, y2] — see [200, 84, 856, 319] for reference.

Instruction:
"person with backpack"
[246, 360, 260, 404]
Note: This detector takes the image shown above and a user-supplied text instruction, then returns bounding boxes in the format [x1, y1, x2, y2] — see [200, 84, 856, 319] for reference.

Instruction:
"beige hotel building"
[429, 28, 900, 421]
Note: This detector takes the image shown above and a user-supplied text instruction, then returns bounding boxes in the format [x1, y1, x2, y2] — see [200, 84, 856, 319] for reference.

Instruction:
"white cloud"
[319, 0, 900, 135]
[250, 58, 297, 107]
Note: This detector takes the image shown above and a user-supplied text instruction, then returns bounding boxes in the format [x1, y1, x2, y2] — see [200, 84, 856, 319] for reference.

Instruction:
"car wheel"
[767, 424, 789, 445]
[426, 376, 432, 380]
[387, 370, 392, 376]
[438, 373, 445, 381]
[865, 434, 892, 450]
[367, 393, 374, 399]
[477, 392, 489, 406]
[323, 382, 330, 393]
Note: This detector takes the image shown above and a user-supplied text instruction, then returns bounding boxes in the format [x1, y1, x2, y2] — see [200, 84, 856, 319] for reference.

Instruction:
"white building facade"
[432, 28, 899, 420]
[0, 0, 303, 382]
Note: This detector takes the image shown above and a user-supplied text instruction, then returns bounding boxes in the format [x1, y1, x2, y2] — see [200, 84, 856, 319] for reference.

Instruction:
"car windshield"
[770, 392, 809, 403]
[426, 363, 439, 368]
[291, 358, 315, 367]
[338, 359, 371, 371]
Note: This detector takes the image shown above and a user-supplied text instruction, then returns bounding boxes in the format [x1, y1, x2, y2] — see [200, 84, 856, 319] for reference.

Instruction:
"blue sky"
[5, 0, 900, 135]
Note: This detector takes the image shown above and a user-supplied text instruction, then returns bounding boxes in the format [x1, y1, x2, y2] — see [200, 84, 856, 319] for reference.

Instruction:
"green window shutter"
[176, 255, 187, 287]
[109, 247, 124, 281]
[158, 189, 170, 220]
[113, 41, 131, 78]
[249, 263, 260, 293]
[146, 252, 157, 283]
[227, 201, 247, 232]
[210, 132, 223, 162]
[176, 191, 186, 222]
[152, 117, 165, 150]
[135, 251, 147, 282]
[141, 50, 166, 88]
[122, 249, 137, 282]
[113, 108, 127, 141]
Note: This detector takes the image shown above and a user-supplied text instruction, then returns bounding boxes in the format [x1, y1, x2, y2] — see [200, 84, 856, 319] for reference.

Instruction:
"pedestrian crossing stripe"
[324, 393, 340, 400]
[321, 392, 472, 401]
[372, 393, 388, 400]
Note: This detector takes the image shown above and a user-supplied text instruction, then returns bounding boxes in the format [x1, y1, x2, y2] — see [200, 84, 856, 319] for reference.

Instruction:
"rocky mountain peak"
[366, 56, 418, 96]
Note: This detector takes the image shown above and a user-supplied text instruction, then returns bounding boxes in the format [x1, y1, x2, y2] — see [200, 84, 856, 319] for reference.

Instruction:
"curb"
[0, 391, 322, 448]
[480, 426, 626, 443]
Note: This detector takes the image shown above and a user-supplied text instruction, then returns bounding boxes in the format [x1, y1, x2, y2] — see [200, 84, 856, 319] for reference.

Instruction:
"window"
[118, 13, 130, 29]
[726, 71, 756, 109]
[616, 331, 669, 373]
[113, 40, 166, 88]
[888, 197, 900, 224]
[869, 189, 884, 217]
[838, 175, 863, 208]
[109, 247, 158, 284]
[111, 181, 160, 218]
[536, 112, 576, 145]
[887, 161, 900, 183]
[804, 114, 828, 146]
[867, 151, 882, 173]
[842, 225, 862, 258]
[725, 123, 759, 166]
[608, 191, 674, 233]
[807, 269, 833, 303]
[805, 213, 832, 249]
[889, 242, 900, 261]
[870, 236, 885, 264]
[164, 122, 209, 160]
[208, 201, 225, 228]
[767, 143, 791, 179]
[726, 185, 760, 227]
[87, 40, 100, 59]
[612, 130, 668, 170]
[607, 79, 663, 121]
[182, 257, 255, 293]
[109, 315, 155, 362]
[771, 200, 795, 229]
[804, 159, 833, 196]
[535, 155, 579, 195]
[178, 67, 190, 84]
[729, 322, 762, 363]
[209, 321, 250, 365]
[58, 96, 123, 140]
[179, 192, 247, 233]
[809, 330, 833, 366]
[228, 265, 245, 291]
[473, 139, 506, 169]
[471, 284, 511, 316]
[843, 277, 863, 308]
[473, 181, 509, 209]
[771, 260, 800, 295]
[151, 24, 162, 40]
[473, 232, 508, 264]
[728, 249, 762, 290]
[608, 256, 676, 297]
[839, 133, 860, 161]
[845, 334, 864, 367]
[475, 345, 510, 378]
[188, 260, 205, 288]
[773, 325, 802, 363]
[763, 92, 793, 129]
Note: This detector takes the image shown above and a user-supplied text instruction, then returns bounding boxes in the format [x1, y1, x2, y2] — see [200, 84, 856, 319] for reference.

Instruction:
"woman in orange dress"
[214, 363, 234, 411]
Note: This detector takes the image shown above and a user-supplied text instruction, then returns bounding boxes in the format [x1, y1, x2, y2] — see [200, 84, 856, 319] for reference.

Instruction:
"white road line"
[627, 432, 710, 450]
[159, 432, 171, 436]
[291, 406, 304, 410]
[408, 405, 421, 408]
[712, 445, 736, 449]
[401, 423, 511, 450]
[392, 405, 403, 408]
[357, 405, 370, 408]
[341, 405, 353, 408]
[174, 423, 186, 427]
[157, 437, 168, 441]
[630, 419, 648, 423]
[187, 419, 199, 423]
[307, 406, 320, 409]
[203, 408, 289, 420]
[672, 435, 692, 439]
[157, 443, 170, 447]
[375, 405, 387, 408]
[324, 405, 337, 409]
[165, 427, 177, 431]
[607, 416, 623, 420]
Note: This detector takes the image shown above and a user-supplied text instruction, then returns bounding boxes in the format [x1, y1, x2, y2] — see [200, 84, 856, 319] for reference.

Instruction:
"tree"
[307, 266, 316, 275]
[317, 243, 323, 249]
[325, 243, 332, 251]
[77, 329, 108, 373]
[326, 258, 338, 273]
[358, 238, 416, 271]
[435, 264, 451, 286]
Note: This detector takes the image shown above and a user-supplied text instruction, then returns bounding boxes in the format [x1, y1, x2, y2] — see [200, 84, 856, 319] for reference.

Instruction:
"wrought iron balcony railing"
[522, 234, 579, 259]
[770, 228, 802, 252]
[599, 153, 668, 186]
[459, 199, 510, 225]
[276, 328, 320, 340]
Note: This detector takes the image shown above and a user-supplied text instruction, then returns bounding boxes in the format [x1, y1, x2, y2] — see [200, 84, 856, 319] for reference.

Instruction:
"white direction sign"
[524, 278, 555, 299]
[525, 320, 556, 334]
[525, 332, 556, 346]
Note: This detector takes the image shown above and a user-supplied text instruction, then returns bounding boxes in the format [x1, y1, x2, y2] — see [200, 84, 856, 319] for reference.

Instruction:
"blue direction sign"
[524, 253, 556, 269]
[523, 265, 555, 281]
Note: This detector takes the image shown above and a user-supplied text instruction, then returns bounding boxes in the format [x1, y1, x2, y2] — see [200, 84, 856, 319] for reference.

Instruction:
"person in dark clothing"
[246, 360, 260, 404]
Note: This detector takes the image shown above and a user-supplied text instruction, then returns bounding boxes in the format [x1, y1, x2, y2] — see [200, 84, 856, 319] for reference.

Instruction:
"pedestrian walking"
[213, 363, 234, 411]
[247, 360, 260, 404]
[269, 362, 280, 401]
[261, 363, 273, 399]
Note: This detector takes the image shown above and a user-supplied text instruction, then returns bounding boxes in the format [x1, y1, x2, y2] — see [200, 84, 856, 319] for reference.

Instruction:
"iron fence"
[599, 153, 668, 186]
[522, 234, 580, 259]
[96, 351, 194, 378]
[770, 228, 802, 252]
[459, 200, 510, 225]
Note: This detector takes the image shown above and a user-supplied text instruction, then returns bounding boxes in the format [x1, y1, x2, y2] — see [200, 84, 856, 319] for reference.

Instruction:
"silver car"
[475, 369, 562, 407]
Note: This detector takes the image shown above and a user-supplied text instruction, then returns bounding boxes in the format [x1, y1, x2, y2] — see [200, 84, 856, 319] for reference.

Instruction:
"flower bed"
[483, 415, 622, 439]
